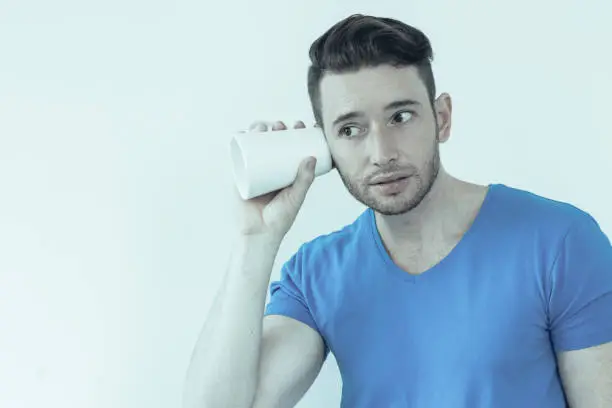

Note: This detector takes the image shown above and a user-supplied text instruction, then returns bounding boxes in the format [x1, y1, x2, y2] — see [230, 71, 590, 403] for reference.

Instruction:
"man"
[183, 14, 612, 408]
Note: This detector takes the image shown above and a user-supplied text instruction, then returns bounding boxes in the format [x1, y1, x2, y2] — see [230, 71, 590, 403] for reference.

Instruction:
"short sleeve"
[264, 251, 328, 357]
[548, 214, 612, 352]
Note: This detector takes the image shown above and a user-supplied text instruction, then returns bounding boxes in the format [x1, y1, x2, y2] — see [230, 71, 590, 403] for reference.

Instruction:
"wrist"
[227, 234, 282, 282]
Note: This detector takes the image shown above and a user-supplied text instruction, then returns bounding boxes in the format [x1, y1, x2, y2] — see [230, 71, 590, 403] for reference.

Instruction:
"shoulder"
[490, 184, 599, 238]
[283, 209, 371, 278]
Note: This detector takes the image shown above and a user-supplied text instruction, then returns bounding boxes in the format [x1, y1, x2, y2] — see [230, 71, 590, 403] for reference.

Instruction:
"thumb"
[298, 156, 317, 183]
[286, 157, 317, 203]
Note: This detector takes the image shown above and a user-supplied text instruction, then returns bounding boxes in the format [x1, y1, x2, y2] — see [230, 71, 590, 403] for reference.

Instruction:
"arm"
[557, 342, 612, 408]
[252, 315, 325, 408]
[182, 236, 324, 408]
[546, 213, 612, 407]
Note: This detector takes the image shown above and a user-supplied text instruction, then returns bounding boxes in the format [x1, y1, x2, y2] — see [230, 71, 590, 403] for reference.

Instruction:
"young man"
[184, 14, 612, 408]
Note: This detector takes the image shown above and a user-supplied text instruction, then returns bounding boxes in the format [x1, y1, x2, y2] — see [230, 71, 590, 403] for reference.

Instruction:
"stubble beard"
[337, 139, 441, 216]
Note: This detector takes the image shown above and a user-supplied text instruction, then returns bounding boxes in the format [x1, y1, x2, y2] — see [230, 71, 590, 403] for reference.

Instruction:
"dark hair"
[307, 14, 436, 127]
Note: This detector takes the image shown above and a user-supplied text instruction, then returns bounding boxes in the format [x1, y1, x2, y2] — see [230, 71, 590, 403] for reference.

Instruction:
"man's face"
[319, 65, 452, 215]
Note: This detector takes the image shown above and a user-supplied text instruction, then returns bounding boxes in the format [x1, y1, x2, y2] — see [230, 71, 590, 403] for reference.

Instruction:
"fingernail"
[308, 158, 316, 170]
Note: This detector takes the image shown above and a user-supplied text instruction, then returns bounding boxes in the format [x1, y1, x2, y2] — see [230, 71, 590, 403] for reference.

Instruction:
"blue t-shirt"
[264, 183, 612, 408]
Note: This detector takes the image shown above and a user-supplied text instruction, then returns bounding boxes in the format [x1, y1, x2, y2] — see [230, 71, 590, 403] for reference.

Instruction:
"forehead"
[319, 65, 429, 123]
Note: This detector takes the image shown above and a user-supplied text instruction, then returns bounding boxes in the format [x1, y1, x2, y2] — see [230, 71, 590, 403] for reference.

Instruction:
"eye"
[338, 125, 362, 138]
[391, 110, 414, 124]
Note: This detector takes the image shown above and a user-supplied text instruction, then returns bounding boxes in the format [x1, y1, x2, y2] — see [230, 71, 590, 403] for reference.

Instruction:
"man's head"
[307, 14, 452, 215]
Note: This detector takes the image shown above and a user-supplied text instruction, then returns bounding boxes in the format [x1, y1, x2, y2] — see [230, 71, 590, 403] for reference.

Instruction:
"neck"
[374, 168, 488, 249]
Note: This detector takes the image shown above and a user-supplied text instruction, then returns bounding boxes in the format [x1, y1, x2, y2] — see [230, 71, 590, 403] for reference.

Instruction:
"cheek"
[398, 126, 437, 156]
[331, 147, 368, 176]
[329, 143, 356, 168]
[333, 156, 366, 184]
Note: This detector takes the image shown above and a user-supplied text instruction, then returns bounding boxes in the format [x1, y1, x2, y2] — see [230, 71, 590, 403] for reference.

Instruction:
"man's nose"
[368, 126, 399, 166]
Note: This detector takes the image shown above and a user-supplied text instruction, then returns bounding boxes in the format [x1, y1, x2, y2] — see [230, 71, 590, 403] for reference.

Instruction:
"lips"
[369, 173, 410, 185]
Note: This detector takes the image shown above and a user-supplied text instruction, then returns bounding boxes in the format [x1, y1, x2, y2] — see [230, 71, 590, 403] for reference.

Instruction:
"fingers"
[286, 156, 317, 206]
[248, 121, 270, 132]
[245, 120, 317, 132]
[271, 121, 287, 131]
[300, 156, 317, 180]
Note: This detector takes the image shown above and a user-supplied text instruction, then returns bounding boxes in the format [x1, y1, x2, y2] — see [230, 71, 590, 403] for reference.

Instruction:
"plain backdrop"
[0, 0, 610, 407]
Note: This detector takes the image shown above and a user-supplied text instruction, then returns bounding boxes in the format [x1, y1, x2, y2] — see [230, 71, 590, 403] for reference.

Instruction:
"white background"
[0, 0, 610, 407]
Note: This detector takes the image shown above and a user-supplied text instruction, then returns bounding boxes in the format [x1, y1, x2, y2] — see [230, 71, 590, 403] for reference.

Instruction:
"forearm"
[183, 235, 282, 408]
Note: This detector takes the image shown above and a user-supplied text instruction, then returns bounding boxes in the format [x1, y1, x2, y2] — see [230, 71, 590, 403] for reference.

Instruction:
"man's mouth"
[369, 173, 410, 185]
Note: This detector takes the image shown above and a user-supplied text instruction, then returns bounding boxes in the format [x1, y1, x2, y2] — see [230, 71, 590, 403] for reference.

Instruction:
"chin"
[354, 188, 415, 215]
[340, 170, 430, 215]
[370, 196, 418, 215]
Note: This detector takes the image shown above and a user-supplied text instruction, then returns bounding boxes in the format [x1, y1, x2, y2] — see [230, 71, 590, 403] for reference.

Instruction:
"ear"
[434, 93, 452, 143]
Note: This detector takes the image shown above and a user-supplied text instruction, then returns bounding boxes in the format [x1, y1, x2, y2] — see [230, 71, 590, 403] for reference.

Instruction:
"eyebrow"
[331, 99, 422, 128]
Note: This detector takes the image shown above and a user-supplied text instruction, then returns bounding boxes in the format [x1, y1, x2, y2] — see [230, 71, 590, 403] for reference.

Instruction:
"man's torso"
[296, 184, 579, 407]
